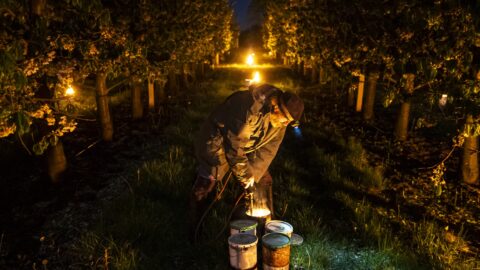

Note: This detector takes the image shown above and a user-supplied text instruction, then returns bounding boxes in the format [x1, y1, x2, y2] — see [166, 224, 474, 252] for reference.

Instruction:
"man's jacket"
[195, 85, 286, 184]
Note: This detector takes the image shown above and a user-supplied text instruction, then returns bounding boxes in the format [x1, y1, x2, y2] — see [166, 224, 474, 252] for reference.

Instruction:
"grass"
[70, 66, 480, 269]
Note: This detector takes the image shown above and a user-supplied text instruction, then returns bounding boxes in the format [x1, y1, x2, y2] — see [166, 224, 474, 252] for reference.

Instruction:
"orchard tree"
[1, 0, 79, 182]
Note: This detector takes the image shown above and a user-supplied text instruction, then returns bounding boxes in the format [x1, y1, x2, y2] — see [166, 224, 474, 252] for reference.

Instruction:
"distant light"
[439, 94, 447, 107]
[252, 71, 261, 84]
[65, 85, 75, 96]
[246, 53, 255, 66]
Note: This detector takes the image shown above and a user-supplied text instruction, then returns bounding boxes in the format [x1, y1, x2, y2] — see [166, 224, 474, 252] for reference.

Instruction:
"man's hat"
[279, 91, 304, 123]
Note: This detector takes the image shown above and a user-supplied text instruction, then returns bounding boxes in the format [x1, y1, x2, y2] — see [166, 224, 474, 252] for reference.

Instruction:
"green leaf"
[32, 139, 49, 155]
[16, 111, 31, 136]
[14, 72, 27, 90]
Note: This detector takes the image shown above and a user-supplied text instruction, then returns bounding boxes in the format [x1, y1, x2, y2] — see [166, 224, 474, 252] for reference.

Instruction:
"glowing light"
[251, 71, 261, 84]
[247, 208, 271, 218]
[246, 54, 255, 66]
[293, 126, 303, 139]
[65, 85, 75, 96]
[439, 94, 448, 107]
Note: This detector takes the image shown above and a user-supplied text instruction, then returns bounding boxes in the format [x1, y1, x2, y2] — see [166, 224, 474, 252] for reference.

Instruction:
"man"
[190, 84, 304, 236]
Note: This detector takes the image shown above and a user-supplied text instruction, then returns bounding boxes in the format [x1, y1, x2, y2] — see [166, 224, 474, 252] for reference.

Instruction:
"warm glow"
[251, 71, 261, 84]
[246, 54, 255, 66]
[439, 94, 448, 107]
[247, 208, 271, 218]
[65, 85, 75, 96]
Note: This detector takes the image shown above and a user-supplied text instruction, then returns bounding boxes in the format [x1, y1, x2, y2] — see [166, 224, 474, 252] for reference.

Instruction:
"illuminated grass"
[71, 67, 480, 269]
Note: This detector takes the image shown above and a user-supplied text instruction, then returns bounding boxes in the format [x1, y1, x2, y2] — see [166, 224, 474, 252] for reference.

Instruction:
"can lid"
[265, 220, 293, 234]
[290, 233, 304, 246]
[230, 219, 258, 231]
[262, 233, 290, 249]
[228, 233, 258, 248]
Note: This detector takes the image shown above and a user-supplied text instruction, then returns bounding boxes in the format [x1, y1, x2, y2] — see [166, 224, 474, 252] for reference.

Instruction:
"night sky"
[229, 0, 252, 31]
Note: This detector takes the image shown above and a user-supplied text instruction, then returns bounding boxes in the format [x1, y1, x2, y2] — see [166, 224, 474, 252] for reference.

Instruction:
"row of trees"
[264, 0, 480, 184]
[0, 0, 236, 181]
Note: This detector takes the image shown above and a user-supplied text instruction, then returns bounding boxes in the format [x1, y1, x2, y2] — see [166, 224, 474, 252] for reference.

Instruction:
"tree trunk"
[355, 74, 365, 112]
[167, 68, 178, 97]
[319, 66, 326, 85]
[181, 63, 190, 90]
[299, 61, 305, 77]
[311, 63, 318, 83]
[462, 115, 479, 184]
[46, 140, 67, 183]
[155, 80, 167, 104]
[197, 61, 205, 79]
[363, 72, 380, 121]
[131, 79, 143, 119]
[148, 76, 155, 111]
[330, 73, 338, 93]
[96, 72, 113, 141]
[394, 74, 415, 141]
[394, 100, 411, 141]
[190, 62, 197, 82]
[32, 0, 47, 16]
[303, 62, 309, 78]
[283, 56, 288, 66]
[347, 85, 356, 107]
[204, 61, 211, 73]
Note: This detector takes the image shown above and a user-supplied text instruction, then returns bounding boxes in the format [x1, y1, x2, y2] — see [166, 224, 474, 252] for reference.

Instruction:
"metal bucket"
[265, 220, 293, 238]
[228, 233, 258, 270]
[262, 233, 291, 270]
[230, 219, 258, 236]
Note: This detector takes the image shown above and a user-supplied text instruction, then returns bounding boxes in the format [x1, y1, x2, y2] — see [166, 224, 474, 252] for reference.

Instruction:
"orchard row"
[1, 0, 236, 149]
[264, 0, 480, 184]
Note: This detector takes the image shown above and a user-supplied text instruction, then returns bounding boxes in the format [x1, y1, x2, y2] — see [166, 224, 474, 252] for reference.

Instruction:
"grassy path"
[69, 66, 475, 269]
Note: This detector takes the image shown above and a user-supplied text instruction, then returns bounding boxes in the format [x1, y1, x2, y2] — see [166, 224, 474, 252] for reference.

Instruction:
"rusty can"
[262, 233, 291, 270]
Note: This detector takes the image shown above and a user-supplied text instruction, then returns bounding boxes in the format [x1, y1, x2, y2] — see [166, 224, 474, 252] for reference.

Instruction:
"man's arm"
[216, 91, 255, 187]
[247, 128, 286, 181]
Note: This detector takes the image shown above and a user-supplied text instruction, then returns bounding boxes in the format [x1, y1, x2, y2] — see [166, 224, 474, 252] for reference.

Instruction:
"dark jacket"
[195, 85, 286, 184]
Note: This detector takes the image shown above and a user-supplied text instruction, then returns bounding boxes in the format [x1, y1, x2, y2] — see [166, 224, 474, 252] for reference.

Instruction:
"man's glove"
[241, 176, 255, 190]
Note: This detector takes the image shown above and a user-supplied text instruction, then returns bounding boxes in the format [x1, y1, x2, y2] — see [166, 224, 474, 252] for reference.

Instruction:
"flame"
[247, 208, 271, 218]
[246, 54, 255, 66]
[251, 71, 261, 84]
[65, 85, 75, 96]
